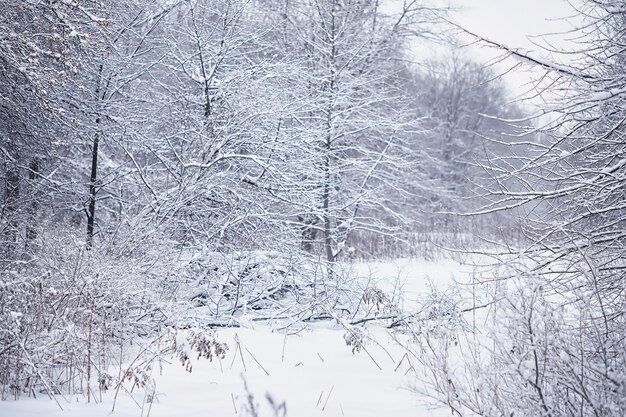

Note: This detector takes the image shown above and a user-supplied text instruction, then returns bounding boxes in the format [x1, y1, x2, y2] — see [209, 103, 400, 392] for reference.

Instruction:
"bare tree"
[411, 2, 626, 416]
[402, 54, 529, 253]
[277, 0, 444, 264]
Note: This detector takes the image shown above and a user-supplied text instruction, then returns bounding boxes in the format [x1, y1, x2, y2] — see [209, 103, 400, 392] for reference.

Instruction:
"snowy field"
[0, 258, 479, 417]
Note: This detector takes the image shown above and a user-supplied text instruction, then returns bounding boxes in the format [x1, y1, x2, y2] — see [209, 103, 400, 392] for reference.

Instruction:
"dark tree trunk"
[322, 118, 335, 270]
[4, 167, 20, 257]
[86, 130, 99, 250]
[299, 215, 318, 253]
[322, 162, 333, 264]
[26, 159, 39, 244]
[86, 63, 105, 250]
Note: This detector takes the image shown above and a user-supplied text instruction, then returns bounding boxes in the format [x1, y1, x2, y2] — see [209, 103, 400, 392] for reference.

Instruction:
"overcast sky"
[445, 0, 577, 102]
[452, 0, 574, 51]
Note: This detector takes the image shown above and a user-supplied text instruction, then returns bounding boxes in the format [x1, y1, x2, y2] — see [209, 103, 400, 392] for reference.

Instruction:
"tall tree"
[116, 0, 302, 251]
[280, 0, 441, 263]
[0, 0, 106, 257]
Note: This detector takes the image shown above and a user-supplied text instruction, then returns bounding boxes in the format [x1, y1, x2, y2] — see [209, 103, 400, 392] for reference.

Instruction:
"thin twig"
[322, 385, 335, 411]
[244, 347, 269, 376]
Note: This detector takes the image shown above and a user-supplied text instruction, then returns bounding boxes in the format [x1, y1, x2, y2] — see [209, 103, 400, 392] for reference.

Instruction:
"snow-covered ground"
[0, 258, 478, 417]
[348, 257, 476, 303]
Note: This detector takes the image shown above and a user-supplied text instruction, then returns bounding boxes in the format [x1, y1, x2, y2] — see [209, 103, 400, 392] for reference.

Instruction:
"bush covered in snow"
[0, 227, 184, 401]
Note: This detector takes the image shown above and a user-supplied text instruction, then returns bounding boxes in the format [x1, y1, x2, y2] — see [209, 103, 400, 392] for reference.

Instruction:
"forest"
[0, 1, 624, 416]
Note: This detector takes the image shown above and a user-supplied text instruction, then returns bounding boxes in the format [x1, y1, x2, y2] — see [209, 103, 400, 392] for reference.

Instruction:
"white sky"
[436, 0, 579, 103]
[451, 0, 575, 52]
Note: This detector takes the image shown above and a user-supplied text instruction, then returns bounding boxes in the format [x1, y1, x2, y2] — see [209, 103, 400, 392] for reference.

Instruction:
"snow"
[0, 258, 476, 417]
[349, 258, 468, 298]
[0, 326, 452, 417]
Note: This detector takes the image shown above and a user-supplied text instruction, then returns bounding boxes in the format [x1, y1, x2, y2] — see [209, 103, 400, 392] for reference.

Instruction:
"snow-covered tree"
[277, 0, 443, 263]
[404, 54, 528, 247]
[413, 2, 626, 416]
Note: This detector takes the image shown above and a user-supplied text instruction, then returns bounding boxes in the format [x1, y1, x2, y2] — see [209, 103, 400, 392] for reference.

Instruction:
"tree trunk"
[86, 131, 99, 250]
[322, 1, 338, 268]
[4, 166, 20, 257]
[26, 159, 39, 244]
[87, 64, 105, 250]
[322, 111, 335, 271]
[322, 169, 333, 264]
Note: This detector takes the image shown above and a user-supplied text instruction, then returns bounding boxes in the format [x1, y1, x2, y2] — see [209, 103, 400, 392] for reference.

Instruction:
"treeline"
[1, 0, 523, 263]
